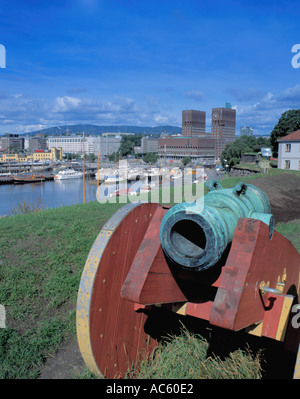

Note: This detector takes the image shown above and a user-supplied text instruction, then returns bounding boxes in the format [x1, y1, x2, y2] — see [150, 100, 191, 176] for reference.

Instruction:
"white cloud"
[234, 85, 300, 134]
[0, 91, 175, 133]
[154, 115, 169, 124]
[53, 96, 82, 112]
[1, 83, 299, 135]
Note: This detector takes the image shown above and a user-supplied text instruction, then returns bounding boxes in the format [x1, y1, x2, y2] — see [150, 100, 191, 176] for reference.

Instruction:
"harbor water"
[0, 177, 100, 216]
[0, 169, 217, 217]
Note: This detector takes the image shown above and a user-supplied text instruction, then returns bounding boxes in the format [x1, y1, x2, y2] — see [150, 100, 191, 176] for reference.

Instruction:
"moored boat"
[104, 174, 127, 184]
[54, 169, 83, 180]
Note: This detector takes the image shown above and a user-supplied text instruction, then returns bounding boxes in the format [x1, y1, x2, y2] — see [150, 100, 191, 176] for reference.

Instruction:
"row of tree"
[221, 109, 300, 167]
[220, 135, 271, 167]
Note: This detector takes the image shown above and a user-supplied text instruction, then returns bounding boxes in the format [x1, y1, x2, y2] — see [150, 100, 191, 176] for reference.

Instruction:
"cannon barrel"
[160, 180, 274, 272]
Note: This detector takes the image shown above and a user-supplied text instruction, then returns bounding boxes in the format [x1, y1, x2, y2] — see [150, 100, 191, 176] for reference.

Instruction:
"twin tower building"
[158, 104, 236, 162]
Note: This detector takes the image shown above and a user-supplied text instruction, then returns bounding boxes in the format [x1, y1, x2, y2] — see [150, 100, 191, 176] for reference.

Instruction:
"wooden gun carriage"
[76, 181, 300, 378]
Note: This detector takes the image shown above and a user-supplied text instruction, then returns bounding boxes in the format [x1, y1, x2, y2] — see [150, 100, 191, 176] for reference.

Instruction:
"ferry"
[54, 169, 83, 180]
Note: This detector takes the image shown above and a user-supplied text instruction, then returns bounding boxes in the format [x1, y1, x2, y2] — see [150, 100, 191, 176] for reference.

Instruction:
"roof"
[278, 129, 300, 142]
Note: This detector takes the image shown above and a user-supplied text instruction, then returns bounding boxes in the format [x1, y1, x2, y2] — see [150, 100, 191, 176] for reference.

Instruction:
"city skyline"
[0, 0, 299, 136]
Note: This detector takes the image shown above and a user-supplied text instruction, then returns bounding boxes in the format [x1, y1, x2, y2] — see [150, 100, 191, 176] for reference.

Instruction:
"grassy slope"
[0, 201, 123, 378]
[0, 170, 299, 378]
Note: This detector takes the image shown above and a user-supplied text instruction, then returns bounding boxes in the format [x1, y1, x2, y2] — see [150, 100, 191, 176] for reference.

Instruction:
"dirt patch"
[247, 174, 300, 223]
[38, 336, 86, 379]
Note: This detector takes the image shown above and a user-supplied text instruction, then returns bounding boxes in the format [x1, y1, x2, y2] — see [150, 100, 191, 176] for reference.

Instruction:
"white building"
[47, 134, 122, 156]
[47, 135, 91, 154]
[141, 136, 158, 153]
[278, 129, 300, 170]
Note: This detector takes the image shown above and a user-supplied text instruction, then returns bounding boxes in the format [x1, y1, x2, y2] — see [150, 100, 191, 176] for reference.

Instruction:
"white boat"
[54, 169, 83, 180]
[127, 168, 145, 181]
[109, 188, 137, 197]
[95, 168, 116, 181]
[104, 174, 127, 184]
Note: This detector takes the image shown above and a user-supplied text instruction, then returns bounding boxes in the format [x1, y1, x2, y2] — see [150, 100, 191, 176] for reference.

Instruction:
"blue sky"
[0, 0, 299, 135]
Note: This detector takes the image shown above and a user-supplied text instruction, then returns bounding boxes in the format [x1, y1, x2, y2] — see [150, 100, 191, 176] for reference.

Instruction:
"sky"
[0, 0, 299, 136]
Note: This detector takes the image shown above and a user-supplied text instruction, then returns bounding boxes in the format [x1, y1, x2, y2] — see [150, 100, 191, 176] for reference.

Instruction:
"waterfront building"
[0, 152, 28, 163]
[0, 133, 25, 151]
[0, 147, 62, 163]
[47, 134, 122, 156]
[158, 136, 216, 162]
[141, 136, 158, 153]
[182, 110, 206, 137]
[97, 134, 122, 157]
[47, 135, 91, 154]
[28, 136, 48, 152]
[211, 104, 236, 158]
[30, 147, 62, 162]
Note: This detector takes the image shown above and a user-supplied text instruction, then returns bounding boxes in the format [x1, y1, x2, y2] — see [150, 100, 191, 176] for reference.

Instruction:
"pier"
[0, 174, 54, 185]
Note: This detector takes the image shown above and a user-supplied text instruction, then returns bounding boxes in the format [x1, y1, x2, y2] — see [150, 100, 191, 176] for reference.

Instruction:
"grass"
[9, 199, 45, 215]
[0, 171, 299, 379]
[274, 219, 300, 252]
[0, 200, 123, 378]
[232, 163, 300, 177]
[127, 327, 263, 379]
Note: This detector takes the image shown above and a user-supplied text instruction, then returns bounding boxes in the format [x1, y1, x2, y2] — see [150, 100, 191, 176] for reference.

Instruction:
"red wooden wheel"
[76, 202, 161, 378]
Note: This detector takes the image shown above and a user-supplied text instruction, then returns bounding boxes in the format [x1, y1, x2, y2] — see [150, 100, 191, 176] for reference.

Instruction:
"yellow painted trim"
[172, 302, 187, 315]
[276, 295, 294, 342]
[293, 342, 300, 379]
[76, 229, 116, 378]
[76, 242, 106, 378]
[76, 203, 140, 378]
[246, 322, 263, 337]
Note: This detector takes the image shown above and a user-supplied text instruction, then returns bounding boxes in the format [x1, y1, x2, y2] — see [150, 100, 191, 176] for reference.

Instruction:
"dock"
[0, 174, 54, 185]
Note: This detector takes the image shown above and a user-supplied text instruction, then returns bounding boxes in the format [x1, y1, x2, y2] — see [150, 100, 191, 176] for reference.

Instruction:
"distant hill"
[17, 124, 182, 137]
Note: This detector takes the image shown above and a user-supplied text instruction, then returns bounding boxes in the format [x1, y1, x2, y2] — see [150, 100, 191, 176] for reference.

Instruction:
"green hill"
[17, 124, 182, 137]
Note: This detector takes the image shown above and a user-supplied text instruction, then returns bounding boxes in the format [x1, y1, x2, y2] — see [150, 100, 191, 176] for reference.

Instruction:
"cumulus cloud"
[1, 83, 299, 135]
[0, 91, 174, 133]
[234, 85, 300, 134]
[53, 96, 82, 113]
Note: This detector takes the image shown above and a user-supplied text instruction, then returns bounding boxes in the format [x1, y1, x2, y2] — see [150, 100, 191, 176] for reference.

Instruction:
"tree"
[220, 135, 269, 167]
[142, 152, 158, 164]
[108, 151, 120, 162]
[270, 109, 300, 157]
[119, 135, 143, 156]
[181, 156, 191, 167]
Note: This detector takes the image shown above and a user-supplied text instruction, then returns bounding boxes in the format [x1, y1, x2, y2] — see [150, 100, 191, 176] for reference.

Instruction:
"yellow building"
[0, 153, 27, 162]
[0, 147, 62, 162]
[29, 147, 62, 161]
